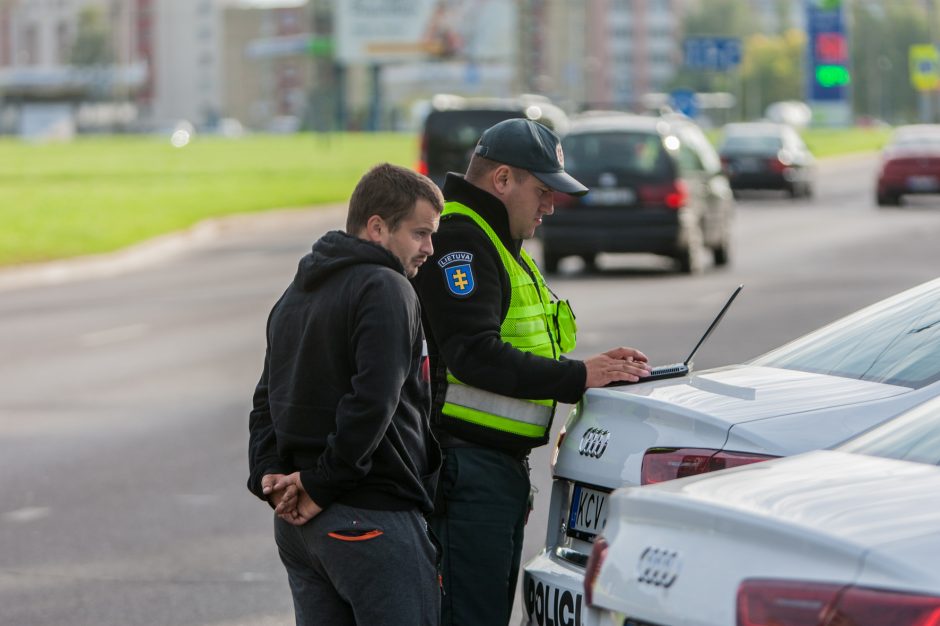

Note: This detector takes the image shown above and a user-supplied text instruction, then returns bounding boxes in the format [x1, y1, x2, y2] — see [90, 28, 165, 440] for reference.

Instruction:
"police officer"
[414, 118, 652, 626]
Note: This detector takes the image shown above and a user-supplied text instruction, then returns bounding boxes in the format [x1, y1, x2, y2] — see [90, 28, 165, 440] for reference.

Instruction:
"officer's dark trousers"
[430, 447, 531, 626]
[274, 502, 440, 626]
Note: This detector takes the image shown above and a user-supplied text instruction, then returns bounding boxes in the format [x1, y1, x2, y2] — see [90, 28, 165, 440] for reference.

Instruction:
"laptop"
[607, 284, 743, 387]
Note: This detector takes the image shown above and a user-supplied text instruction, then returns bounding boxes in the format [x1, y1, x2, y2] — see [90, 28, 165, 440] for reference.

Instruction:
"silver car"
[587, 394, 940, 625]
[521, 277, 940, 626]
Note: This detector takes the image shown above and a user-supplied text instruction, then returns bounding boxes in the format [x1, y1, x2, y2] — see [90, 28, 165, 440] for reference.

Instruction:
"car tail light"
[416, 133, 429, 175]
[641, 448, 777, 485]
[553, 191, 575, 209]
[638, 180, 687, 209]
[768, 157, 788, 173]
[583, 535, 608, 607]
[737, 579, 940, 626]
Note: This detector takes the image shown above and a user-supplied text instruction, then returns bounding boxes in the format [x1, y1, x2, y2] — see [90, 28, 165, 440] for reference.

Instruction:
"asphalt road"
[1, 152, 938, 626]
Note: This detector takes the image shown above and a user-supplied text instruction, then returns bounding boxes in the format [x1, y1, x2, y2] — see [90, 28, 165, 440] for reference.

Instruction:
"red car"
[876, 124, 940, 206]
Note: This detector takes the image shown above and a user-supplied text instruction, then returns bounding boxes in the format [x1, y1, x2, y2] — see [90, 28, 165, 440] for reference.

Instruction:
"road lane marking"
[2, 506, 50, 523]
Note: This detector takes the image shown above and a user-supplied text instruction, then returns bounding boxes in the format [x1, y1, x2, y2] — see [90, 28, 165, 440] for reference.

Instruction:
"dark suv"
[538, 111, 734, 274]
[416, 94, 569, 188]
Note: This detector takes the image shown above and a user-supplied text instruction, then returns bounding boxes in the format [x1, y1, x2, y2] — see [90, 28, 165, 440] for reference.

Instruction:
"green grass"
[0, 132, 415, 266]
[800, 127, 893, 157]
[0, 127, 893, 268]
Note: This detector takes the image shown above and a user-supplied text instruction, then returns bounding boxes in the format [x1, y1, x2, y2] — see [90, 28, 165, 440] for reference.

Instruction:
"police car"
[521, 277, 940, 626]
[586, 395, 940, 625]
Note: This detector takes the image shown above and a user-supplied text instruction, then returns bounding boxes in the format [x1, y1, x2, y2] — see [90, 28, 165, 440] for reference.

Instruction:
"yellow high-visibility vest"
[439, 201, 576, 445]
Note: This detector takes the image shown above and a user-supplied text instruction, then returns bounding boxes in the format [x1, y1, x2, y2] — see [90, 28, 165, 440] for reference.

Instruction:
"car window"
[720, 135, 783, 152]
[838, 398, 940, 465]
[562, 131, 671, 177]
[424, 110, 523, 153]
[891, 134, 940, 149]
[751, 282, 940, 388]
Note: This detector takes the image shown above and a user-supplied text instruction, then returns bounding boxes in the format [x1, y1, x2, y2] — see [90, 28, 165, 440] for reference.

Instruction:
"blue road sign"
[670, 88, 698, 117]
[683, 37, 742, 71]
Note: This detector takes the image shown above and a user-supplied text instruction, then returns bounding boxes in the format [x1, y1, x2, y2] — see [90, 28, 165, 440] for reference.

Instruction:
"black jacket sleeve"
[298, 272, 420, 508]
[247, 313, 292, 503]
[414, 218, 586, 403]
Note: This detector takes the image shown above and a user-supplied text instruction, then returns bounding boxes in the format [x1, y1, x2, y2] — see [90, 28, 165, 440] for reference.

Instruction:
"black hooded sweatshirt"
[247, 230, 441, 514]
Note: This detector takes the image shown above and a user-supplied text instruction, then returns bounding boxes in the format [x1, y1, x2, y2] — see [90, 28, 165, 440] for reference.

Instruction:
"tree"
[850, 0, 931, 124]
[70, 6, 113, 66]
[738, 29, 805, 120]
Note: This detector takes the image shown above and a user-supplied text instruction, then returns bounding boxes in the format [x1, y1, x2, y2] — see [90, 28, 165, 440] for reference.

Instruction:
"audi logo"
[636, 546, 681, 588]
[578, 427, 610, 458]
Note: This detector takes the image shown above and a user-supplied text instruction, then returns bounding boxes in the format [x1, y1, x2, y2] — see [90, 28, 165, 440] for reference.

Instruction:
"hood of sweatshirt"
[294, 230, 404, 291]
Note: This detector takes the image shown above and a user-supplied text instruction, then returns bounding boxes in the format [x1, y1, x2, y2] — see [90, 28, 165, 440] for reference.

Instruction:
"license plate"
[737, 157, 761, 172]
[908, 175, 939, 191]
[567, 484, 610, 541]
[585, 188, 635, 205]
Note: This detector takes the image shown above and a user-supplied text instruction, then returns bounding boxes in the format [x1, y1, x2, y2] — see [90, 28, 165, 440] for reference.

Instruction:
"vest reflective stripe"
[439, 201, 566, 442]
[441, 403, 547, 438]
[443, 384, 553, 427]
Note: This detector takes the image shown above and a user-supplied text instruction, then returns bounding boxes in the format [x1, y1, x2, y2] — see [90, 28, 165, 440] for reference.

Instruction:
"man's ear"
[492, 165, 513, 195]
[362, 214, 387, 244]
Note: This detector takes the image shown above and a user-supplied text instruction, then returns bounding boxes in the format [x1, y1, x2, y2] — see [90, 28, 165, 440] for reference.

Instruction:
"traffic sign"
[669, 89, 698, 118]
[683, 37, 742, 71]
[910, 45, 940, 92]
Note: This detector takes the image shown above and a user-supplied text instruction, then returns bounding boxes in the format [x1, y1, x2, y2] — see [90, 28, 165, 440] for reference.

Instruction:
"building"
[529, 0, 686, 112]
[0, 0, 280, 135]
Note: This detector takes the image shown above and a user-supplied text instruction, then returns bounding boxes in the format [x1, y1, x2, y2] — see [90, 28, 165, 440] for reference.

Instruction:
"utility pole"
[925, 0, 937, 122]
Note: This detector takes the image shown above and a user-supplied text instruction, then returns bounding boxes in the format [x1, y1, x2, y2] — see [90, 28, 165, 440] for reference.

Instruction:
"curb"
[0, 204, 346, 293]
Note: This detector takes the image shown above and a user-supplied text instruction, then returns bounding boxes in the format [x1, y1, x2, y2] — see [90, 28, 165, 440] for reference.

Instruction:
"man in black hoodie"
[248, 163, 444, 626]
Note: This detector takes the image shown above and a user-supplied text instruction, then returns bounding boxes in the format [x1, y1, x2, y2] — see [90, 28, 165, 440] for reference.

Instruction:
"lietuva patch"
[439, 251, 475, 297]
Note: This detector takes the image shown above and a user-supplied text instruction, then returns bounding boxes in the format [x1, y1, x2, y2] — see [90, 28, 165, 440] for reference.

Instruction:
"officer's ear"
[362, 214, 389, 245]
[492, 165, 514, 195]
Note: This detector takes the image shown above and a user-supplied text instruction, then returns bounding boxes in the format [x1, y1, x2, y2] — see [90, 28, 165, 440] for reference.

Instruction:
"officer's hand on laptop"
[583, 347, 651, 388]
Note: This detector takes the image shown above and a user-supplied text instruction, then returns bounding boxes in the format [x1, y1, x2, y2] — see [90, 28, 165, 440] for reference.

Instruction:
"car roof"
[893, 123, 940, 136]
[566, 111, 674, 134]
[427, 93, 554, 113]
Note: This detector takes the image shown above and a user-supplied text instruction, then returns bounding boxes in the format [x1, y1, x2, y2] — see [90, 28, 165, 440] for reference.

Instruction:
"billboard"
[335, 0, 516, 65]
[805, 0, 849, 102]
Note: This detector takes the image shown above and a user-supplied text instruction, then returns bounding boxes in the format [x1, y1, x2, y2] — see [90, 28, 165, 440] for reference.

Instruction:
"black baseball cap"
[474, 118, 589, 196]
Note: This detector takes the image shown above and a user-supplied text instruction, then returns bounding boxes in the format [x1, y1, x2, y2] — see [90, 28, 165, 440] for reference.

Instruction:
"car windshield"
[891, 134, 940, 149]
[720, 135, 782, 152]
[838, 397, 940, 466]
[424, 110, 523, 154]
[562, 131, 671, 177]
[751, 279, 940, 389]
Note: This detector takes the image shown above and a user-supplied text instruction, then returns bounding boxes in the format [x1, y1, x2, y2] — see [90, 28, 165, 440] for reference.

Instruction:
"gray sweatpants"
[274, 502, 440, 626]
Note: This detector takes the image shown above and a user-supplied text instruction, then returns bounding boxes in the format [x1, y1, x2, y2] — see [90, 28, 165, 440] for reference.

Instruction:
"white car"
[522, 277, 940, 626]
[586, 394, 940, 626]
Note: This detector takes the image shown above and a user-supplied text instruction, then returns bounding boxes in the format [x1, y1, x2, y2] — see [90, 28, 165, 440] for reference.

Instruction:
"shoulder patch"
[442, 262, 475, 297]
[438, 251, 476, 297]
[438, 251, 474, 268]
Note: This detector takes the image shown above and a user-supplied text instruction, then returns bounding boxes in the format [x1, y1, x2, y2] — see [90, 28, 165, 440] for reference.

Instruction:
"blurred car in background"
[537, 111, 734, 275]
[876, 124, 940, 206]
[586, 394, 940, 626]
[415, 93, 568, 188]
[718, 121, 815, 198]
[521, 276, 940, 626]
